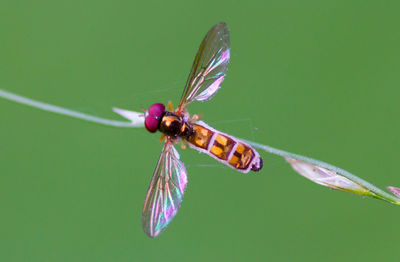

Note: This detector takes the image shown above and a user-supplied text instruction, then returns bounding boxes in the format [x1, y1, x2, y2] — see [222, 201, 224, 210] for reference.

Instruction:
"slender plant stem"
[244, 140, 400, 206]
[0, 89, 141, 128]
[1, 88, 399, 206]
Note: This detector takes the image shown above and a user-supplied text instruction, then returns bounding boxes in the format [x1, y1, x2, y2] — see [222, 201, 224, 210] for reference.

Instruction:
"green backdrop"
[1, 0, 399, 261]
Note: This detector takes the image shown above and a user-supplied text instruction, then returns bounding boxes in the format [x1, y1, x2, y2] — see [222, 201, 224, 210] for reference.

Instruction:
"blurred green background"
[1, 0, 400, 261]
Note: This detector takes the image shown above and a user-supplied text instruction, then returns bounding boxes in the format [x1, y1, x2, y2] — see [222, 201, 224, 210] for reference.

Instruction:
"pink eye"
[144, 103, 165, 133]
[147, 103, 165, 117]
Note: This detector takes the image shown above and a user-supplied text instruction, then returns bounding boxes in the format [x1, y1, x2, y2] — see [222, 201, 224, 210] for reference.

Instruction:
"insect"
[141, 23, 263, 237]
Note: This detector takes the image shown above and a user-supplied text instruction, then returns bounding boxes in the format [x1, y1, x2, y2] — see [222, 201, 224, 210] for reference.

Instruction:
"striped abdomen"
[185, 121, 263, 173]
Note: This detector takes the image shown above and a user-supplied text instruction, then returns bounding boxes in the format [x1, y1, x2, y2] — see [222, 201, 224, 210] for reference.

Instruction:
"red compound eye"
[147, 103, 165, 117]
[144, 103, 165, 133]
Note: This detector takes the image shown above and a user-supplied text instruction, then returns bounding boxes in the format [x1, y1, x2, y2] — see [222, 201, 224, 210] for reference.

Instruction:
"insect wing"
[178, 23, 230, 110]
[142, 142, 188, 238]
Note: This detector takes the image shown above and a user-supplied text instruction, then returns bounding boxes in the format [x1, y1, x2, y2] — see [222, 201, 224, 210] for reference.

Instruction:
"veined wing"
[142, 141, 188, 238]
[177, 23, 230, 111]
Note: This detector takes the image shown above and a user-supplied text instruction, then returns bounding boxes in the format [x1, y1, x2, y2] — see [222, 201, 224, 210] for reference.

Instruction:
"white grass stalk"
[0, 89, 143, 128]
[1, 88, 399, 206]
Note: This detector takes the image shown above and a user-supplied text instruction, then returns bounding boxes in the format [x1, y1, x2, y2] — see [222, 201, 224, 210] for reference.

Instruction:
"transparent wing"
[142, 141, 188, 238]
[177, 22, 230, 110]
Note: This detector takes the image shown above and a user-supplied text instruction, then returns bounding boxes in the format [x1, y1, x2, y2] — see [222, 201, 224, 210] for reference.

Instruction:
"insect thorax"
[159, 111, 194, 138]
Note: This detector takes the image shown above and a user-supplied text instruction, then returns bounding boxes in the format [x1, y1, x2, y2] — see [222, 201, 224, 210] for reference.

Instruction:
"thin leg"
[191, 113, 203, 122]
[168, 101, 174, 111]
[160, 134, 165, 142]
[180, 139, 188, 149]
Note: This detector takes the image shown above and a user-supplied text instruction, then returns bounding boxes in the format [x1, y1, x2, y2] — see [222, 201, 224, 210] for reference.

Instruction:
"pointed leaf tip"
[387, 186, 400, 199]
[112, 107, 144, 126]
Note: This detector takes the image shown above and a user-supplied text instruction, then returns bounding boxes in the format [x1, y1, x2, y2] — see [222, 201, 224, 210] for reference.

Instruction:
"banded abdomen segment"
[186, 121, 263, 173]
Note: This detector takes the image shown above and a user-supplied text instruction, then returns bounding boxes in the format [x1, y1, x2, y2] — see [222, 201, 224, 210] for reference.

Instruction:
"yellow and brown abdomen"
[186, 121, 263, 173]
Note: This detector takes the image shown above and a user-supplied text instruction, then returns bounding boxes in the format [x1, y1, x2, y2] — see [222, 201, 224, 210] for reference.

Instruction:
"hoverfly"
[138, 23, 263, 237]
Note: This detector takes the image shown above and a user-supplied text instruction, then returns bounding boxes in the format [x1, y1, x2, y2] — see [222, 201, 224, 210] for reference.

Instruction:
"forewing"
[178, 23, 230, 110]
[142, 142, 188, 238]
